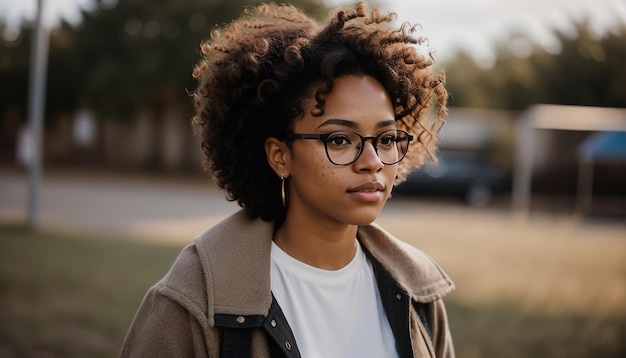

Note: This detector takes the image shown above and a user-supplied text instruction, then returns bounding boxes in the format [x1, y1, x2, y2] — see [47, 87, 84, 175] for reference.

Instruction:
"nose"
[354, 140, 384, 172]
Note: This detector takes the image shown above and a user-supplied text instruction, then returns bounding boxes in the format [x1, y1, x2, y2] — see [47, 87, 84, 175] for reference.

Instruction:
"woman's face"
[285, 75, 398, 227]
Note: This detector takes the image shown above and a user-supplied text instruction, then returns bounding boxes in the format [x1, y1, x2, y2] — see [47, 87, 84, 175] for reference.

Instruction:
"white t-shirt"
[270, 240, 399, 358]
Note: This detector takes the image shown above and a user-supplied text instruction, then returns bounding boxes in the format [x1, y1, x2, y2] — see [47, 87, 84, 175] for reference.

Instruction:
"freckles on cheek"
[329, 171, 342, 190]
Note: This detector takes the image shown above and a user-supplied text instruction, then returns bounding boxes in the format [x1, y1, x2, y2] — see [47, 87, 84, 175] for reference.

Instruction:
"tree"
[0, 0, 331, 120]
[442, 21, 626, 110]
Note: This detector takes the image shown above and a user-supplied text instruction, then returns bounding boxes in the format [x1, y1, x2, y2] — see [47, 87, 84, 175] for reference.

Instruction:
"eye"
[378, 133, 398, 147]
[327, 134, 352, 147]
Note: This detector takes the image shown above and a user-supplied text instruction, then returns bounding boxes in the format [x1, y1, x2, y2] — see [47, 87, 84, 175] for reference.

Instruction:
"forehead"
[297, 75, 395, 130]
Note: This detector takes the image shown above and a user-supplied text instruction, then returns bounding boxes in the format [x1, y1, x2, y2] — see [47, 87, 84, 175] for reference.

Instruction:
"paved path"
[3, 168, 620, 245]
[0, 168, 479, 243]
[0, 168, 438, 242]
[0, 169, 244, 243]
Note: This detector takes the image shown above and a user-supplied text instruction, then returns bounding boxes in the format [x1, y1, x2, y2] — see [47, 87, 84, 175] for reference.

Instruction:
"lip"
[348, 182, 385, 193]
[347, 182, 385, 203]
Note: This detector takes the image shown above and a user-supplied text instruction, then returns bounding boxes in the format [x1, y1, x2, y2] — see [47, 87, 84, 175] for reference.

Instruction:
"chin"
[344, 209, 382, 226]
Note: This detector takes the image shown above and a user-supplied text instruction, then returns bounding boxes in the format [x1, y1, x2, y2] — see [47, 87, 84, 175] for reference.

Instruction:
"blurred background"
[0, 0, 624, 357]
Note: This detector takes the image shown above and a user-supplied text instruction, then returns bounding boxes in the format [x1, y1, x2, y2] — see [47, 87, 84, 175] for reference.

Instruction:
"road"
[0, 168, 244, 243]
[4, 167, 620, 246]
[1, 167, 496, 243]
[0, 168, 433, 241]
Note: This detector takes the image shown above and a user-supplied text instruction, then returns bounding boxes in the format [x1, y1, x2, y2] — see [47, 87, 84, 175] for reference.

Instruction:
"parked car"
[394, 151, 509, 207]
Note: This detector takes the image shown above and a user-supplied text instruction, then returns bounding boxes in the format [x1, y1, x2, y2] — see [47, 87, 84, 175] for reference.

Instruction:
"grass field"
[0, 228, 180, 358]
[0, 212, 624, 357]
[378, 207, 625, 358]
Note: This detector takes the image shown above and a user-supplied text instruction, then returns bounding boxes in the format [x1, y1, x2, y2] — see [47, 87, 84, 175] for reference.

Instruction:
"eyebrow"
[316, 118, 396, 129]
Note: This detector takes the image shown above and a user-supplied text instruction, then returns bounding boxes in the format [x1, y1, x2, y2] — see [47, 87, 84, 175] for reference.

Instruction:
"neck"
[275, 213, 358, 270]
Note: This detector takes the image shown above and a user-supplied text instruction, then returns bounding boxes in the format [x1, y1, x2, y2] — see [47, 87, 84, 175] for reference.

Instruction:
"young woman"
[121, 2, 454, 357]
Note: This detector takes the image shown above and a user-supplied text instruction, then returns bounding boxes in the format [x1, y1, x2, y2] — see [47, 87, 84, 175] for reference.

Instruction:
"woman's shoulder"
[191, 210, 275, 318]
[154, 210, 272, 312]
[149, 243, 208, 320]
[148, 207, 275, 326]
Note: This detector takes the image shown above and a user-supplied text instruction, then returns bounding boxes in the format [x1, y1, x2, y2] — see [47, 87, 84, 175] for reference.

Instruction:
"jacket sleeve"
[428, 299, 455, 358]
[119, 286, 213, 358]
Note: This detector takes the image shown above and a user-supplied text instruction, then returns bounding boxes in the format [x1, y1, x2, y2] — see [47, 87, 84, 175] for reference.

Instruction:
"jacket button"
[236, 316, 245, 324]
[395, 294, 402, 301]
[270, 319, 277, 327]
[285, 341, 292, 351]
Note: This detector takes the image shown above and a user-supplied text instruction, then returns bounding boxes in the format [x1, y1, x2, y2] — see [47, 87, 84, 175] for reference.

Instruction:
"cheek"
[293, 146, 345, 190]
[329, 170, 343, 190]
[307, 161, 342, 191]
[385, 166, 398, 185]
[303, 156, 331, 187]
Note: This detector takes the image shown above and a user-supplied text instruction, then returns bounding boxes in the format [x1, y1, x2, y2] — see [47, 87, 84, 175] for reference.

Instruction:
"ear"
[265, 137, 291, 177]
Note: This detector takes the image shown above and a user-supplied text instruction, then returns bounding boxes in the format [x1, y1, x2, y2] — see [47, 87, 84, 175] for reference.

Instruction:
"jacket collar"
[357, 224, 455, 302]
[194, 210, 454, 322]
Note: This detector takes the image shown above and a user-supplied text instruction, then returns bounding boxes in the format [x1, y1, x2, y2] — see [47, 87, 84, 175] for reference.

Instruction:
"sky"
[0, 0, 624, 66]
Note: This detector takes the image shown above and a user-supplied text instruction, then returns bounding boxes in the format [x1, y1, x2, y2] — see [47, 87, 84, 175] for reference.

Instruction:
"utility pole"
[27, 0, 50, 228]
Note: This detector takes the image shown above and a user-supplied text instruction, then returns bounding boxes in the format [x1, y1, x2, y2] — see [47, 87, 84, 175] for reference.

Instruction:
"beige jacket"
[120, 210, 455, 357]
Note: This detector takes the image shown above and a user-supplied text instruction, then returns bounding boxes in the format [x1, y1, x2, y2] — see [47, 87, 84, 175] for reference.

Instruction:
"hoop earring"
[281, 172, 287, 208]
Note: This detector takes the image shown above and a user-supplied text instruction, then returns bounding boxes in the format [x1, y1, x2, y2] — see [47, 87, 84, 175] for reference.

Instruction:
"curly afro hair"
[192, 1, 447, 224]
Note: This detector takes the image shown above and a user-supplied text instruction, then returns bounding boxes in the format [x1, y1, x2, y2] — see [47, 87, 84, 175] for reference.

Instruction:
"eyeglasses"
[283, 129, 413, 166]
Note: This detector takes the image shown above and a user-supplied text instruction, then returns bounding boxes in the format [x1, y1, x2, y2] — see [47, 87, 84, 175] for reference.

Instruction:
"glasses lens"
[325, 131, 362, 165]
[377, 130, 409, 164]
